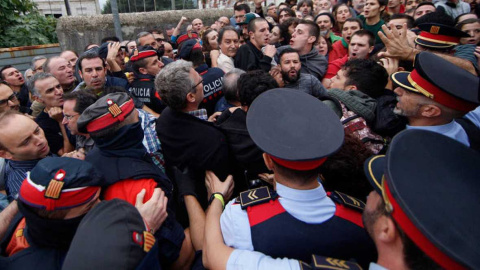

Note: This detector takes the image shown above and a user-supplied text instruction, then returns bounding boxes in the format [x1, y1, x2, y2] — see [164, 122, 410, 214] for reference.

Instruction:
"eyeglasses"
[63, 113, 79, 121]
[156, 38, 165, 42]
[0, 93, 18, 107]
[192, 79, 203, 91]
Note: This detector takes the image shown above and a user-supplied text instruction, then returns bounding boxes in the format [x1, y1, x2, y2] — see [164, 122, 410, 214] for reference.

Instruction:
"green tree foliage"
[0, 0, 58, 48]
[102, 0, 196, 14]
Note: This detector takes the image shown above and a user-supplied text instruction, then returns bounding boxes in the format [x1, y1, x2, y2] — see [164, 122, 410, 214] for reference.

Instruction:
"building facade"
[33, 0, 101, 17]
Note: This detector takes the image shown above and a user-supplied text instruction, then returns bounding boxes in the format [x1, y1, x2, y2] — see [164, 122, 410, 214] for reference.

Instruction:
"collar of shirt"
[276, 181, 327, 202]
[369, 262, 389, 270]
[188, 108, 208, 121]
[7, 159, 41, 170]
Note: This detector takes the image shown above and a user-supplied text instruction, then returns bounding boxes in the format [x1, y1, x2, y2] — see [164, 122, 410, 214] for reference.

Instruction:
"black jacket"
[234, 41, 273, 72]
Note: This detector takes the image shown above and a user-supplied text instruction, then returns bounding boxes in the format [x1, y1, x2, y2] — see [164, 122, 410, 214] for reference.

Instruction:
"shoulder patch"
[239, 186, 275, 210]
[330, 191, 365, 211]
[311, 255, 363, 270]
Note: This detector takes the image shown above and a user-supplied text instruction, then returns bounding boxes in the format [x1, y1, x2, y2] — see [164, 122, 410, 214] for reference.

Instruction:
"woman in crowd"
[201, 28, 220, 67]
[332, 3, 353, 35]
[315, 35, 332, 60]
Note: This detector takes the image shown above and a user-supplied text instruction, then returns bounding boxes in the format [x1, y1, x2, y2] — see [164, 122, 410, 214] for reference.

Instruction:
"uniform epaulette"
[310, 255, 363, 270]
[299, 261, 312, 270]
[329, 191, 365, 212]
[239, 186, 277, 210]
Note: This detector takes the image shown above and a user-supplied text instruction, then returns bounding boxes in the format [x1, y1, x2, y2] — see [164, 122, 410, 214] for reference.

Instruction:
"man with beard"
[271, 48, 327, 98]
[391, 52, 480, 149]
[314, 13, 342, 44]
[276, 20, 328, 79]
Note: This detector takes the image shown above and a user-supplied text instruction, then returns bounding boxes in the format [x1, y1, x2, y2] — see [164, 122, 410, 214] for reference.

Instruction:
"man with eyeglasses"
[155, 60, 230, 220]
[0, 83, 20, 113]
[0, 65, 30, 112]
[61, 91, 98, 158]
[216, 16, 231, 29]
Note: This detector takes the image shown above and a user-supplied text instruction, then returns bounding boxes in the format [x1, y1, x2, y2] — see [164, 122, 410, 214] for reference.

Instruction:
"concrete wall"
[0, 44, 61, 74]
[56, 9, 233, 54]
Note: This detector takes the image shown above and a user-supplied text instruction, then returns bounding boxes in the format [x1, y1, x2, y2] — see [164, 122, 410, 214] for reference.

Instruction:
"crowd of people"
[0, 0, 480, 268]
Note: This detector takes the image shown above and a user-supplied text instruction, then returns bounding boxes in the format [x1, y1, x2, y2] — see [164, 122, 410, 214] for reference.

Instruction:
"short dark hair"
[299, 19, 320, 43]
[248, 17, 268, 33]
[321, 133, 373, 199]
[279, 47, 299, 61]
[278, 7, 296, 18]
[342, 59, 388, 98]
[272, 158, 322, 185]
[389, 13, 415, 28]
[377, 0, 388, 7]
[344, 17, 364, 29]
[351, 29, 375, 46]
[189, 49, 206, 67]
[0, 65, 14, 80]
[238, 70, 278, 107]
[455, 13, 479, 24]
[63, 90, 98, 114]
[131, 55, 157, 74]
[78, 50, 106, 72]
[218, 26, 239, 44]
[101, 36, 120, 44]
[234, 3, 250, 13]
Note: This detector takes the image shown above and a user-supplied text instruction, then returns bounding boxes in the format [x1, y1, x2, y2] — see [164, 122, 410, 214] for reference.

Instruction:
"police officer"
[220, 88, 377, 267]
[363, 129, 480, 269]
[63, 199, 161, 270]
[391, 52, 480, 149]
[128, 47, 167, 115]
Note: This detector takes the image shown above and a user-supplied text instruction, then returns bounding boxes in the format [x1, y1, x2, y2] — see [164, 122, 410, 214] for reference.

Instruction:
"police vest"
[128, 78, 166, 114]
[239, 187, 377, 267]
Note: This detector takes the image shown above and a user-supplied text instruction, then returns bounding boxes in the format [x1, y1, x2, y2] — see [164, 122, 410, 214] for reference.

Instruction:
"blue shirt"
[406, 121, 470, 147]
[406, 106, 480, 147]
[5, 159, 40, 201]
[220, 182, 336, 251]
[138, 109, 165, 173]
